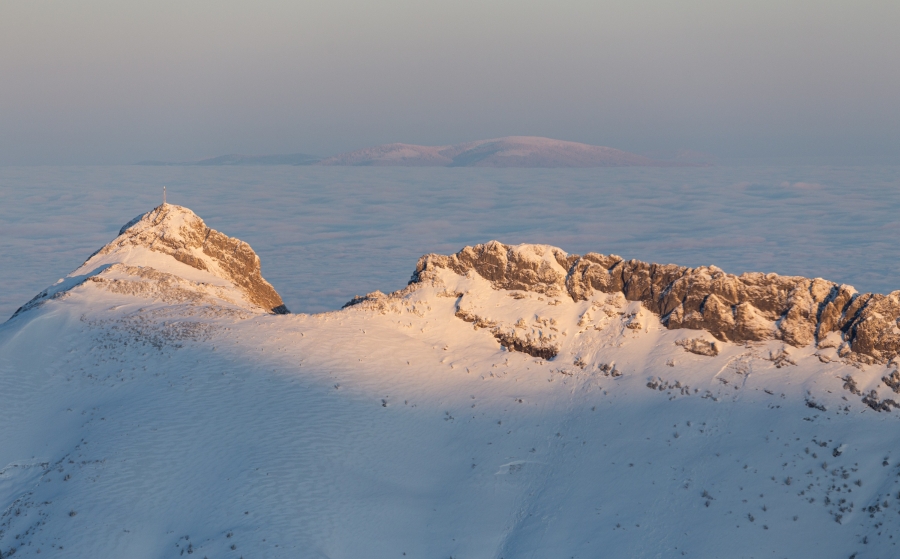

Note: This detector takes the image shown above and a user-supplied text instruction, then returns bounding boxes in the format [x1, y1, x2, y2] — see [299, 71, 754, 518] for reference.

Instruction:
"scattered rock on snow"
[675, 338, 721, 357]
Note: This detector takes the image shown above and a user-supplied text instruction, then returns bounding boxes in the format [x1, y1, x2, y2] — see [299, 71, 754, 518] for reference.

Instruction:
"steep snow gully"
[2, 204, 900, 558]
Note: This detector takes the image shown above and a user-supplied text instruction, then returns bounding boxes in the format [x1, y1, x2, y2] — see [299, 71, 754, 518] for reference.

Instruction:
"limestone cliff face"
[419, 241, 573, 296]
[94, 204, 288, 314]
[412, 241, 900, 362]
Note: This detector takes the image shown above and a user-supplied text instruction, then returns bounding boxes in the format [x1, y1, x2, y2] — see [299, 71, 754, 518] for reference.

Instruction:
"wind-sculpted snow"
[406, 241, 900, 363]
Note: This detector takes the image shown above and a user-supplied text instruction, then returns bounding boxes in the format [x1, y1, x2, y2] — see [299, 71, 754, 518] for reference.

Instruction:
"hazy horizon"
[2, 0, 899, 165]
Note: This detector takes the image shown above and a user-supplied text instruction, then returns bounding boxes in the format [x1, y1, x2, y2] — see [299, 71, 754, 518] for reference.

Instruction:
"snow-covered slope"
[2, 207, 900, 558]
[318, 136, 666, 167]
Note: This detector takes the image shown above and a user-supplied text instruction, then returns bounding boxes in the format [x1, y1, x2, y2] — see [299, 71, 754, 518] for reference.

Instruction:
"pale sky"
[1, 0, 898, 164]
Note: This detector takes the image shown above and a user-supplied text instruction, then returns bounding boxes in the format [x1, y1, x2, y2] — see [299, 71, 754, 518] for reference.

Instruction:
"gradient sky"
[2, 0, 898, 164]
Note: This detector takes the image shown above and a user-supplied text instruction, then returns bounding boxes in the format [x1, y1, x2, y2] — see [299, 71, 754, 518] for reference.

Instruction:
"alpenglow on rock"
[401, 241, 900, 363]
[98, 204, 288, 313]
[11, 204, 288, 318]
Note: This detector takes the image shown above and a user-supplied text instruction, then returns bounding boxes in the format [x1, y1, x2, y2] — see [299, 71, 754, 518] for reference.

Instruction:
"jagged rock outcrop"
[410, 241, 900, 362]
[836, 292, 900, 361]
[417, 241, 574, 296]
[676, 338, 721, 357]
[93, 204, 288, 314]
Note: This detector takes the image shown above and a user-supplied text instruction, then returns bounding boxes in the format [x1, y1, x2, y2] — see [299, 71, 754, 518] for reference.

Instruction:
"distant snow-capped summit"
[135, 137, 703, 168]
[320, 136, 681, 167]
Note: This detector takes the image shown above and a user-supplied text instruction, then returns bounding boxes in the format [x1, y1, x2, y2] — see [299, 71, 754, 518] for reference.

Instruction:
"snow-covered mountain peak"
[10, 204, 288, 319]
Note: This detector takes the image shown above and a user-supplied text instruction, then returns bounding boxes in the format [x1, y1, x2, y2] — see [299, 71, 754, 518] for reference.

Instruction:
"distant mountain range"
[137, 136, 708, 168]
[136, 153, 320, 166]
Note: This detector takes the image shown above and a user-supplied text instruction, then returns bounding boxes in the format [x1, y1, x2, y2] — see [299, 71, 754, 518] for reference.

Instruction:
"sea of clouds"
[1, 165, 898, 318]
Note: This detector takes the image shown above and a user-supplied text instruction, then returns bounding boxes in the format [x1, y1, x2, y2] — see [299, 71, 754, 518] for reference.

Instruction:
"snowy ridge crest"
[358, 240, 900, 363]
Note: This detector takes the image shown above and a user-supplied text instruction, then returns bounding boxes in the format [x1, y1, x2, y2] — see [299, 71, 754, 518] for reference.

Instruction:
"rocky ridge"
[390, 241, 899, 362]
